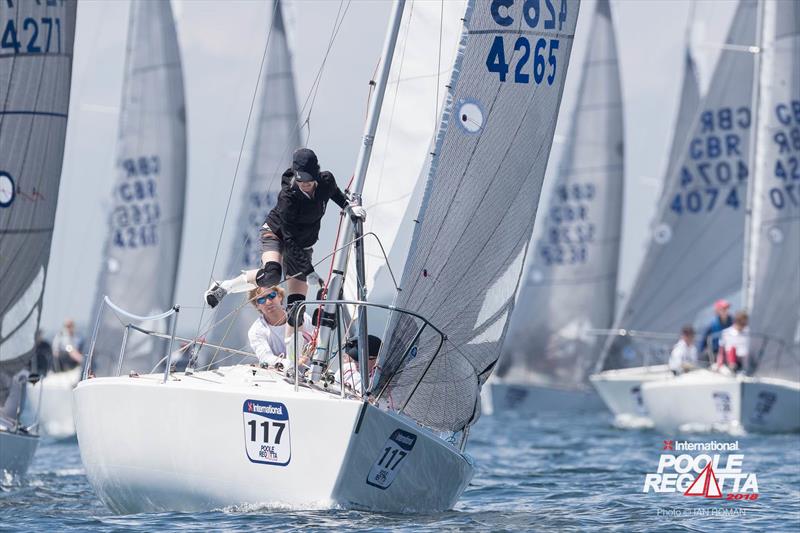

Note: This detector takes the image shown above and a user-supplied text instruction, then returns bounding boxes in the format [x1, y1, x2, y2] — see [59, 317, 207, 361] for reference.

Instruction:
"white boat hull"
[0, 430, 39, 477]
[26, 367, 80, 438]
[589, 365, 673, 423]
[74, 365, 473, 514]
[641, 369, 800, 433]
[487, 381, 605, 414]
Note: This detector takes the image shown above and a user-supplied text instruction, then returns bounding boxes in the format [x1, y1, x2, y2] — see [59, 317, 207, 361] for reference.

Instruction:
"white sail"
[91, 0, 186, 376]
[600, 0, 756, 372]
[497, 0, 624, 389]
[0, 0, 77, 406]
[210, 0, 301, 357]
[747, 0, 800, 381]
[375, 0, 581, 432]
[344, 0, 468, 309]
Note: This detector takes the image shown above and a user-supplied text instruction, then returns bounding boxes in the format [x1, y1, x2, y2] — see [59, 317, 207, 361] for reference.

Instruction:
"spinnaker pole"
[310, 0, 407, 387]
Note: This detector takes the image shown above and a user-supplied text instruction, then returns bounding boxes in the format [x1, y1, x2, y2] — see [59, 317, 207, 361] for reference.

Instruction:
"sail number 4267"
[486, 0, 567, 85]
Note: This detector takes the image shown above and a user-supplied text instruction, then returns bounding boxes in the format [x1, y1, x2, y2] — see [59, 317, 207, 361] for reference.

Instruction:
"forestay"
[0, 1, 77, 405]
[211, 0, 301, 357]
[374, 0, 580, 432]
[599, 0, 756, 371]
[497, 0, 623, 389]
[747, 0, 800, 381]
[91, 0, 186, 376]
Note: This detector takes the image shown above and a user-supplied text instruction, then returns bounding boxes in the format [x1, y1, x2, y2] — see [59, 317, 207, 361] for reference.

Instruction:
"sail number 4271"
[486, 0, 567, 85]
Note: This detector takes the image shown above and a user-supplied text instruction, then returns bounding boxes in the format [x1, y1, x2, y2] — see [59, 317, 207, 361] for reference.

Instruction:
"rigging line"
[304, 0, 352, 144]
[194, 0, 280, 341]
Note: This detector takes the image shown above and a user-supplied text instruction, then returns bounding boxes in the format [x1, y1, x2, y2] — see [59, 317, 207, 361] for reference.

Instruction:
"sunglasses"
[256, 291, 278, 305]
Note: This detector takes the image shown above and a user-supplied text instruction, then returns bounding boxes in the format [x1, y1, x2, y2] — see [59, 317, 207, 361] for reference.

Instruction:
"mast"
[310, 0, 406, 386]
[742, 0, 765, 311]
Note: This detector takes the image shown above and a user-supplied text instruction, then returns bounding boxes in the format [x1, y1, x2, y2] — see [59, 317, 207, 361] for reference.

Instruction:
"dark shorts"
[260, 224, 313, 281]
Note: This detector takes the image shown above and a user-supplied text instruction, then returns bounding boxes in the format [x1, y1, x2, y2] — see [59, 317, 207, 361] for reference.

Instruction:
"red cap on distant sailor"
[714, 299, 730, 311]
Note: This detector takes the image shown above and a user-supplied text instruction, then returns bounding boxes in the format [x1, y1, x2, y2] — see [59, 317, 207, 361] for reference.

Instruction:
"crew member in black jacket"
[205, 148, 366, 341]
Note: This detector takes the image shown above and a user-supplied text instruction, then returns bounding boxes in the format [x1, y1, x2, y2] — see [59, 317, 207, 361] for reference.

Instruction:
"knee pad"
[286, 294, 306, 327]
[255, 261, 282, 287]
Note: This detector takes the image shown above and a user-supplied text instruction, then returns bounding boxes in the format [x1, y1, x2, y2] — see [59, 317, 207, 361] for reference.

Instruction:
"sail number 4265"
[486, 0, 567, 85]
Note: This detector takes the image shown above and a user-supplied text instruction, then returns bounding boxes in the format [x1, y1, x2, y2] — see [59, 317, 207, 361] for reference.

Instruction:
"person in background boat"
[697, 299, 733, 362]
[717, 311, 750, 374]
[247, 285, 313, 369]
[335, 334, 381, 394]
[51, 319, 84, 373]
[206, 148, 365, 356]
[668, 325, 698, 375]
[30, 330, 53, 378]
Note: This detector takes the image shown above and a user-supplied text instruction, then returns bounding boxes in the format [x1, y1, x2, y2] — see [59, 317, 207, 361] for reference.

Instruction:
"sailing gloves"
[346, 203, 367, 222]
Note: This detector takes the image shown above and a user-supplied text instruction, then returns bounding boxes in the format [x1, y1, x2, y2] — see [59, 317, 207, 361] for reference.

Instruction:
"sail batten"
[90, 0, 187, 377]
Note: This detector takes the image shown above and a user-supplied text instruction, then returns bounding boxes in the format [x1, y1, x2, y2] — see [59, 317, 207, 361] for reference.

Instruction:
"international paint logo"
[643, 440, 759, 502]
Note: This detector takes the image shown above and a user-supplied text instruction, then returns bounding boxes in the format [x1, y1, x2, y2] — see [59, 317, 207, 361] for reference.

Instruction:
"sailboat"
[641, 0, 800, 434]
[489, 0, 623, 413]
[0, 0, 77, 475]
[591, 0, 754, 424]
[208, 0, 301, 362]
[73, 0, 580, 513]
[29, 0, 188, 439]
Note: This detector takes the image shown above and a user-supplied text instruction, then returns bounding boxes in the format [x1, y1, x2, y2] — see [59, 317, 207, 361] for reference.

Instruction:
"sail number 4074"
[486, 0, 566, 85]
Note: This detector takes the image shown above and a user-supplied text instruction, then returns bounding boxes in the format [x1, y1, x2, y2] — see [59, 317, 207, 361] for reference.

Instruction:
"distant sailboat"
[90, 0, 187, 377]
[209, 0, 301, 361]
[592, 0, 754, 423]
[73, 0, 581, 513]
[0, 0, 77, 475]
[29, 0, 187, 439]
[489, 0, 624, 413]
[642, 0, 800, 434]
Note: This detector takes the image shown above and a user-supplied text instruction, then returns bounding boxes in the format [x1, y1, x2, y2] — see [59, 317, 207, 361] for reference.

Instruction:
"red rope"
[311, 174, 356, 343]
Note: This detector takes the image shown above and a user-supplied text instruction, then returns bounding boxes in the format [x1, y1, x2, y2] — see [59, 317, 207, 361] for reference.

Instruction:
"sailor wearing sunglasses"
[247, 285, 313, 368]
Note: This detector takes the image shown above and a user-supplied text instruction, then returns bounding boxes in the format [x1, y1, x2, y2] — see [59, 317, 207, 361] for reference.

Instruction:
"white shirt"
[247, 313, 313, 366]
[335, 361, 362, 392]
[720, 326, 750, 358]
[669, 338, 698, 373]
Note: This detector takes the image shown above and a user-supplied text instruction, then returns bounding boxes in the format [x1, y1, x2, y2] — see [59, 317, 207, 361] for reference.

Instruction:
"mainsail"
[211, 0, 301, 356]
[91, 0, 186, 376]
[0, 1, 77, 405]
[496, 0, 623, 389]
[345, 0, 468, 310]
[747, 0, 800, 381]
[375, 0, 581, 432]
[599, 0, 756, 371]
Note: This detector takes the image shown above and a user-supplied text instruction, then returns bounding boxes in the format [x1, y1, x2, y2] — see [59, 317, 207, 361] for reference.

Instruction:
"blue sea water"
[2, 411, 799, 532]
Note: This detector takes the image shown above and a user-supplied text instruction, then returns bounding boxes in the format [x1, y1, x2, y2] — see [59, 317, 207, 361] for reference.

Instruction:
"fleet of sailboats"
[0, 0, 77, 475]
[641, 0, 800, 433]
[71, 0, 580, 512]
[592, 0, 757, 424]
[2, 0, 797, 514]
